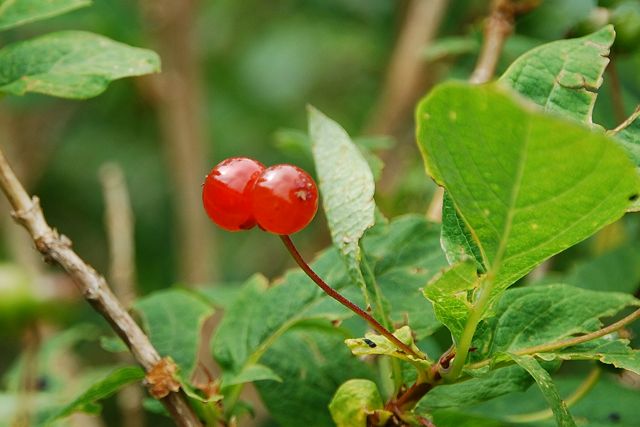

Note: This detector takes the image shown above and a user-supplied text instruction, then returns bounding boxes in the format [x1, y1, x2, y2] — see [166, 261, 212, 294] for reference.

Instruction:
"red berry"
[251, 164, 318, 235]
[202, 157, 265, 231]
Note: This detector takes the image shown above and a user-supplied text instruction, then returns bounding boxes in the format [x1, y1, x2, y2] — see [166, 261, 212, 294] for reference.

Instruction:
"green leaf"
[256, 328, 376, 427]
[430, 410, 504, 427]
[212, 267, 350, 375]
[329, 379, 389, 427]
[308, 106, 376, 304]
[536, 339, 640, 374]
[508, 354, 576, 427]
[499, 26, 614, 123]
[47, 366, 145, 423]
[0, 31, 160, 99]
[415, 365, 533, 412]
[0, 0, 91, 31]
[474, 284, 640, 357]
[464, 372, 640, 426]
[135, 289, 213, 379]
[563, 244, 640, 293]
[222, 363, 282, 387]
[441, 191, 485, 272]
[422, 259, 478, 344]
[417, 82, 640, 305]
[362, 215, 448, 339]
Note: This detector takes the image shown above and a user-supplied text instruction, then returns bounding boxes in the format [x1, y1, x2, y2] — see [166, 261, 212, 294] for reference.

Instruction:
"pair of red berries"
[202, 157, 319, 235]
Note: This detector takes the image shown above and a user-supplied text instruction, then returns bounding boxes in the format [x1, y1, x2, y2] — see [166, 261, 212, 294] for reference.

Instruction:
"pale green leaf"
[345, 326, 428, 366]
[508, 354, 576, 427]
[422, 259, 477, 343]
[222, 363, 282, 388]
[0, 31, 160, 99]
[474, 284, 639, 358]
[135, 289, 213, 379]
[499, 26, 614, 123]
[329, 379, 389, 427]
[441, 191, 485, 272]
[0, 0, 91, 31]
[47, 366, 144, 423]
[308, 106, 375, 304]
[417, 82, 640, 305]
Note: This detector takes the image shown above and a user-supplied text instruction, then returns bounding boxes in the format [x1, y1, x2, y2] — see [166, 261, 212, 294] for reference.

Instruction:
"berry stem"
[280, 235, 422, 359]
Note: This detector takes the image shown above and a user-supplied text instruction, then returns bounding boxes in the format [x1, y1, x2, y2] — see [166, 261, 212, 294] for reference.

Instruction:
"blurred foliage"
[0, 0, 640, 426]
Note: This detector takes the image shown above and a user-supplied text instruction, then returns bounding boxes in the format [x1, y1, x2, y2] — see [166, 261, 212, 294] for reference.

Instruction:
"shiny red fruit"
[251, 164, 318, 235]
[202, 157, 265, 231]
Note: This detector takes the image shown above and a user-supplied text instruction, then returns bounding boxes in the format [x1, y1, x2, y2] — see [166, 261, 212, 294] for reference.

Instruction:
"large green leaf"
[417, 82, 640, 304]
[0, 31, 160, 99]
[508, 354, 576, 427]
[422, 259, 477, 344]
[0, 0, 90, 31]
[474, 284, 640, 358]
[308, 106, 375, 303]
[47, 366, 145, 423]
[256, 328, 376, 427]
[499, 26, 614, 123]
[135, 289, 213, 379]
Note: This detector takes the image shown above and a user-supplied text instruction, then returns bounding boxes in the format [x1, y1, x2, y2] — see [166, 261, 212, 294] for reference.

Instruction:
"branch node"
[145, 357, 181, 399]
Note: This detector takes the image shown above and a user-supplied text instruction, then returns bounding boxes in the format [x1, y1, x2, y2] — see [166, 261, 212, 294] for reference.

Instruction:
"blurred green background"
[1, 0, 639, 425]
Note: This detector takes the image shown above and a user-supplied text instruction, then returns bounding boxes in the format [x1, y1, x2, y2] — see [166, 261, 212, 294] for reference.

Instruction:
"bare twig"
[0, 147, 202, 427]
[608, 104, 640, 135]
[100, 163, 145, 427]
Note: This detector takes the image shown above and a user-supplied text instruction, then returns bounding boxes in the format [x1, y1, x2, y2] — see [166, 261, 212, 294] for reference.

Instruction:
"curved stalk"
[280, 235, 423, 360]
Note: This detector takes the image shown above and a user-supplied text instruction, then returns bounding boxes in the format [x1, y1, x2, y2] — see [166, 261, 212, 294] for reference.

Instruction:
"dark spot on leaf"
[36, 376, 48, 391]
[628, 194, 638, 202]
[363, 338, 377, 348]
[608, 412, 621, 422]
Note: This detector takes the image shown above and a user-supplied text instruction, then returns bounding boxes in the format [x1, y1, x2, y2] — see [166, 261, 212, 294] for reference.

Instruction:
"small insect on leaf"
[363, 338, 377, 348]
